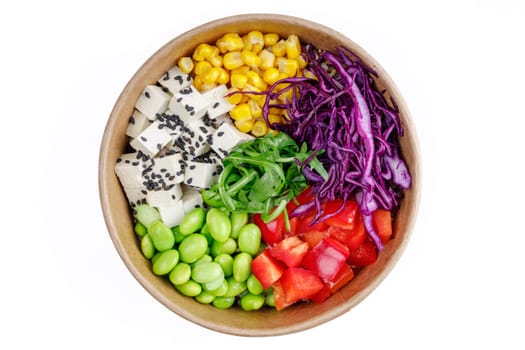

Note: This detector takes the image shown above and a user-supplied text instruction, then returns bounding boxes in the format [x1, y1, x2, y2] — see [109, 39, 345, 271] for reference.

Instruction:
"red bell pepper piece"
[323, 199, 359, 230]
[299, 230, 330, 249]
[269, 236, 309, 268]
[328, 213, 366, 250]
[302, 237, 350, 282]
[311, 283, 332, 304]
[251, 249, 286, 289]
[347, 238, 377, 267]
[372, 209, 393, 243]
[328, 263, 354, 293]
[253, 213, 284, 245]
[273, 267, 324, 310]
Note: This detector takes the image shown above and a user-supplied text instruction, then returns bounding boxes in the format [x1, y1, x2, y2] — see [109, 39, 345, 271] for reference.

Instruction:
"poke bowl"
[99, 13, 421, 336]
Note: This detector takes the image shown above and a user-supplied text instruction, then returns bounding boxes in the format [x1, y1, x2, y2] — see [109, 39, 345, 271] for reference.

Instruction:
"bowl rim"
[99, 13, 421, 336]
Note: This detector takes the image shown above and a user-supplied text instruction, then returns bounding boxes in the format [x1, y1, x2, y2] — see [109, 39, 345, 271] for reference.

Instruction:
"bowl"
[99, 13, 421, 336]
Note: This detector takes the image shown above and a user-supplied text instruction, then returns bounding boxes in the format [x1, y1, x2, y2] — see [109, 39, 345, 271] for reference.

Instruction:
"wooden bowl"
[99, 13, 421, 336]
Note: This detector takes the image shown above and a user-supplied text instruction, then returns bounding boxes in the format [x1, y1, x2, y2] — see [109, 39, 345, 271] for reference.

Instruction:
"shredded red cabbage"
[262, 44, 411, 251]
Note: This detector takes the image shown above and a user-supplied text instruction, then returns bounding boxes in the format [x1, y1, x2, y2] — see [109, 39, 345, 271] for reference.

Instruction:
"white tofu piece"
[158, 66, 193, 94]
[173, 119, 213, 157]
[146, 184, 183, 208]
[151, 152, 185, 184]
[126, 110, 151, 138]
[156, 200, 185, 227]
[130, 121, 173, 157]
[183, 160, 220, 189]
[181, 185, 204, 213]
[168, 85, 210, 123]
[155, 113, 186, 144]
[115, 153, 149, 188]
[202, 85, 234, 119]
[121, 186, 148, 208]
[210, 123, 255, 158]
[135, 85, 171, 120]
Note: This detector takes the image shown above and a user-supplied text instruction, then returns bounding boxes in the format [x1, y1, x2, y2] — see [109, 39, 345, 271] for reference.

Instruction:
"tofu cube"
[146, 184, 183, 208]
[168, 85, 210, 123]
[151, 152, 185, 184]
[126, 109, 151, 138]
[130, 121, 173, 157]
[172, 119, 213, 157]
[122, 187, 148, 208]
[210, 123, 255, 158]
[183, 160, 220, 189]
[156, 200, 186, 227]
[155, 113, 186, 144]
[158, 66, 193, 94]
[181, 185, 204, 213]
[135, 85, 171, 120]
[115, 153, 150, 188]
[202, 85, 234, 119]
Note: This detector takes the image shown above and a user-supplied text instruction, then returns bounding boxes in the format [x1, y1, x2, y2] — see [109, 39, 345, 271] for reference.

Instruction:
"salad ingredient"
[301, 238, 349, 282]
[272, 268, 324, 311]
[372, 209, 393, 243]
[253, 212, 284, 245]
[148, 220, 175, 251]
[206, 208, 231, 242]
[268, 236, 309, 268]
[346, 238, 377, 266]
[251, 249, 286, 289]
[178, 234, 208, 263]
[240, 293, 265, 311]
[152, 249, 180, 275]
[232, 252, 252, 282]
[237, 224, 262, 256]
[229, 211, 248, 239]
[179, 207, 206, 235]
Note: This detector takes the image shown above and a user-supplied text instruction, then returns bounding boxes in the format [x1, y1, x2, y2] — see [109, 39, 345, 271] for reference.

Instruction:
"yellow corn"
[223, 51, 244, 70]
[208, 55, 223, 67]
[216, 37, 229, 54]
[193, 76, 204, 91]
[246, 31, 264, 53]
[268, 113, 283, 125]
[217, 67, 230, 84]
[296, 54, 307, 68]
[285, 34, 301, 59]
[234, 118, 255, 133]
[200, 82, 217, 91]
[225, 88, 243, 104]
[263, 33, 279, 47]
[193, 43, 215, 61]
[262, 67, 280, 85]
[248, 98, 262, 119]
[258, 49, 275, 70]
[222, 33, 244, 51]
[202, 67, 221, 85]
[230, 73, 248, 89]
[241, 50, 261, 67]
[278, 58, 299, 77]
[229, 103, 252, 121]
[251, 120, 268, 137]
[281, 109, 291, 121]
[272, 39, 287, 57]
[303, 69, 318, 80]
[269, 107, 282, 114]
[194, 61, 212, 76]
[177, 56, 194, 74]
[246, 70, 267, 91]
[231, 65, 250, 75]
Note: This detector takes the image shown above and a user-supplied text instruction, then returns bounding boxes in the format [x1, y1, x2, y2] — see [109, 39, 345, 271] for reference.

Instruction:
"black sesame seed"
[145, 91, 150, 98]
[129, 116, 135, 124]
[171, 195, 176, 200]
[162, 73, 170, 81]
[125, 159, 130, 164]
[199, 126, 208, 134]
[187, 178, 193, 184]
[157, 143, 162, 151]
[175, 76, 183, 84]
[189, 165, 196, 170]
[213, 102, 220, 109]
[217, 131, 224, 137]
[169, 176, 175, 181]
[140, 136, 147, 142]
[116, 158, 122, 163]
[132, 161, 139, 166]
[141, 190, 147, 195]
[180, 87, 192, 95]
[186, 75, 191, 81]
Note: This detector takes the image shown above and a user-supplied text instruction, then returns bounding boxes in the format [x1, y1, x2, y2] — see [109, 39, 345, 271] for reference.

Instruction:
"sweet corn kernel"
[272, 39, 286, 57]
[231, 65, 250, 75]
[223, 51, 244, 70]
[208, 55, 223, 67]
[216, 37, 229, 54]
[240, 94, 250, 103]
[258, 49, 275, 70]
[262, 67, 280, 85]
[251, 120, 268, 137]
[194, 61, 212, 76]
[217, 67, 230, 85]
[246, 70, 267, 91]
[241, 50, 261, 67]
[193, 43, 215, 61]
[202, 67, 221, 85]
[226, 87, 243, 104]
[285, 34, 301, 59]
[229, 103, 252, 121]
[303, 69, 318, 80]
[268, 129, 279, 136]
[281, 109, 291, 121]
[278, 58, 299, 77]
[242, 83, 261, 93]
[200, 82, 217, 91]
[263, 33, 279, 47]
[246, 31, 264, 53]
[296, 54, 308, 68]
[234, 118, 255, 133]
[248, 98, 262, 119]
[222, 33, 244, 51]
[279, 88, 294, 103]
[230, 73, 248, 89]
[269, 107, 282, 114]
[177, 56, 194, 74]
[193, 76, 204, 91]
[268, 113, 283, 125]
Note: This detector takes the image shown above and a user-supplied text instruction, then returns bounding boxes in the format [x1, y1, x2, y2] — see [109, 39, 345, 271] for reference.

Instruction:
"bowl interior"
[99, 14, 420, 336]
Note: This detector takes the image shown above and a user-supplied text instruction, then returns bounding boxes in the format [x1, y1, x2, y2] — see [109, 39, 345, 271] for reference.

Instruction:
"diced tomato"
[328, 214, 366, 250]
[372, 209, 393, 243]
[347, 239, 377, 267]
[251, 249, 287, 289]
[253, 213, 284, 245]
[275, 268, 324, 309]
[299, 230, 330, 249]
[269, 236, 309, 268]
[328, 263, 354, 293]
[323, 200, 359, 230]
[302, 238, 350, 282]
[311, 283, 332, 304]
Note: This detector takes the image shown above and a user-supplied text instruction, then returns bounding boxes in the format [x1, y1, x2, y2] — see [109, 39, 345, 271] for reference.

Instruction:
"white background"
[1, 0, 524, 348]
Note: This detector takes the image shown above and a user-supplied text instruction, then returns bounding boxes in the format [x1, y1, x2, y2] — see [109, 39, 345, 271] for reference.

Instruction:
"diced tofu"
[146, 184, 183, 208]
[155, 113, 186, 144]
[172, 119, 213, 157]
[158, 66, 193, 94]
[210, 122, 255, 158]
[135, 85, 171, 120]
[168, 85, 210, 123]
[115, 153, 150, 188]
[151, 152, 185, 184]
[183, 160, 220, 189]
[202, 85, 234, 119]
[130, 121, 173, 157]
[181, 185, 204, 213]
[126, 110, 151, 138]
[156, 200, 185, 227]
[121, 186, 148, 208]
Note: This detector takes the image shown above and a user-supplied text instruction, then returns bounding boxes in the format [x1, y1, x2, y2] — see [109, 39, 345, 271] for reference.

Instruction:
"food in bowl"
[113, 29, 411, 312]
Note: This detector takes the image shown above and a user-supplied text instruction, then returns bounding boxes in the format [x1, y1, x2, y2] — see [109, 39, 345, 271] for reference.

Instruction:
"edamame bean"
[178, 234, 208, 263]
[134, 222, 147, 237]
[224, 276, 247, 297]
[206, 208, 231, 243]
[229, 212, 248, 239]
[204, 279, 228, 296]
[240, 293, 265, 311]
[179, 207, 205, 235]
[191, 262, 224, 284]
[172, 226, 185, 244]
[140, 234, 155, 259]
[203, 275, 225, 292]
[148, 220, 175, 251]
[195, 291, 215, 304]
[265, 291, 275, 307]
[191, 254, 212, 267]
[152, 249, 179, 275]
[210, 238, 237, 257]
[212, 296, 236, 309]
[246, 274, 264, 295]
[169, 262, 191, 285]
[151, 251, 162, 264]
[214, 254, 234, 276]
[233, 252, 252, 282]
[238, 224, 261, 256]
[175, 280, 202, 297]
[200, 224, 213, 245]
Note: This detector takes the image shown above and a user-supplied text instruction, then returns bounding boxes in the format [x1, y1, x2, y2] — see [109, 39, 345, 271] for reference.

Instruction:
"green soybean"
[172, 226, 185, 243]
[195, 291, 215, 304]
[233, 252, 252, 282]
[200, 224, 214, 245]
[238, 224, 261, 256]
[210, 238, 237, 256]
[191, 254, 212, 267]
[169, 263, 191, 285]
[206, 208, 231, 242]
[246, 274, 264, 295]
[175, 280, 202, 297]
[152, 249, 179, 275]
[203, 275, 225, 292]
[224, 276, 247, 297]
[179, 234, 208, 263]
[134, 222, 147, 237]
[179, 207, 205, 235]
[134, 204, 161, 228]
[148, 220, 175, 251]
[214, 254, 234, 276]
[140, 234, 155, 259]
[240, 293, 265, 311]
[212, 296, 236, 309]
[151, 251, 162, 264]
[230, 212, 248, 239]
[191, 262, 224, 284]
[265, 291, 275, 307]
[204, 279, 228, 296]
